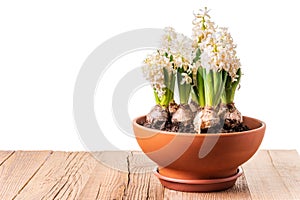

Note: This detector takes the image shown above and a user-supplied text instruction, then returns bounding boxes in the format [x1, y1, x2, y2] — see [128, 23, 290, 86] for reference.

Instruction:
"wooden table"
[0, 150, 299, 200]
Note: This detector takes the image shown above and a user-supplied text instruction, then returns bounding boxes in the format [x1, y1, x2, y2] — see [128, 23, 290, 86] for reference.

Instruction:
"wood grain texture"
[0, 150, 299, 200]
[79, 151, 130, 200]
[243, 150, 300, 200]
[123, 151, 164, 200]
[163, 174, 251, 200]
[268, 150, 300, 199]
[0, 151, 14, 166]
[0, 151, 52, 200]
[14, 152, 96, 200]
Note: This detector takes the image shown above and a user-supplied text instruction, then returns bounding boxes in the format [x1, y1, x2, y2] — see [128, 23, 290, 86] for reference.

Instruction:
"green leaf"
[177, 71, 191, 104]
[222, 68, 241, 104]
[229, 68, 242, 103]
[153, 89, 161, 104]
[170, 54, 174, 62]
[197, 68, 205, 107]
[193, 48, 201, 63]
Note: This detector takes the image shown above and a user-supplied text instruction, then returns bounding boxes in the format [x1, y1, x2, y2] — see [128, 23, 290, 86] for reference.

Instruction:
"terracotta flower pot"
[133, 116, 266, 192]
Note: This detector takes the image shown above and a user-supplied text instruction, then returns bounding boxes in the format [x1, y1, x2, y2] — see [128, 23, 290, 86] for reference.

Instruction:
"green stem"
[191, 89, 199, 103]
[197, 68, 205, 107]
[153, 89, 160, 105]
[170, 72, 176, 100]
[177, 71, 191, 104]
[212, 71, 220, 106]
[159, 68, 175, 107]
[213, 71, 220, 97]
[180, 83, 191, 104]
[203, 69, 214, 107]
[213, 70, 228, 106]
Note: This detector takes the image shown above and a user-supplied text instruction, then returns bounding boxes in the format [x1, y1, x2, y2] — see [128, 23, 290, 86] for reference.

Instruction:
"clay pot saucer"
[154, 167, 243, 192]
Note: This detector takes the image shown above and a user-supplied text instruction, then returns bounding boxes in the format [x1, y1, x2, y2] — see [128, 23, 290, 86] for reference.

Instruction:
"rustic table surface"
[0, 150, 299, 200]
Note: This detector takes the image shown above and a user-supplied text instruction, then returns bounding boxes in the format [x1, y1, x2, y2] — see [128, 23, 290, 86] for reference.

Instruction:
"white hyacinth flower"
[192, 7, 241, 80]
[143, 27, 193, 99]
[180, 72, 193, 85]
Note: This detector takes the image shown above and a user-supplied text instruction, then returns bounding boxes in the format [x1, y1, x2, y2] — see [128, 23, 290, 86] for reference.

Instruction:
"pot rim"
[133, 115, 266, 137]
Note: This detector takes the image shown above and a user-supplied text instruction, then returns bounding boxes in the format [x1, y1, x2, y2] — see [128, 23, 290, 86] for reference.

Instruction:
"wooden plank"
[79, 151, 130, 200]
[14, 152, 97, 200]
[0, 150, 298, 199]
[0, 151, 52, 200]
[0, 151, 14, 166]
[77, 160, 104, 200]
[163, 173, 251, 200]
[268, 150, 300, 199]
[243, 150, 294, 199]
[123, 151, 164, 200]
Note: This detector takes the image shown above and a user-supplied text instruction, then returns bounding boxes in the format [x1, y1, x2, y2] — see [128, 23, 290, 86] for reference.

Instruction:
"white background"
[0, 0, 299, 152]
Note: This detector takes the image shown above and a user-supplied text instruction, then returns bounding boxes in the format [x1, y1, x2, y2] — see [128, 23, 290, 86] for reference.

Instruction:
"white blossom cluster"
[143, 27, 193, 98]
[162, 27, 194, 65]
[143, 51, 172, 98]
[193, 8, 241, 81]
[192, 7, 216, 48]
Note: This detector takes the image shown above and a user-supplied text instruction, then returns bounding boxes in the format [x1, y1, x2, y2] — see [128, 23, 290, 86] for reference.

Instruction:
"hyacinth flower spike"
[192, 8, 241, 133]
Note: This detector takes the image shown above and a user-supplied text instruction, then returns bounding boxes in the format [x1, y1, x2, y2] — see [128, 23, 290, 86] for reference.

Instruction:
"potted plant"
[133, 7, 266, 192]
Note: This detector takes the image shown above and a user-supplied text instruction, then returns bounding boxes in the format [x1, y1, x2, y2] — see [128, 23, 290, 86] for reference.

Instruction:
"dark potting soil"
[164, 121, 195, 133]
[221, 123, 250, 133]
[139, 120, 250, 134]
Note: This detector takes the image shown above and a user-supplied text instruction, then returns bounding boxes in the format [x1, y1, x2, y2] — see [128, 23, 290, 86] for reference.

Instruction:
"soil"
[165, 121, 195, 133]
[140, 120, 249, 134]
[222, 122, 250, 133]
